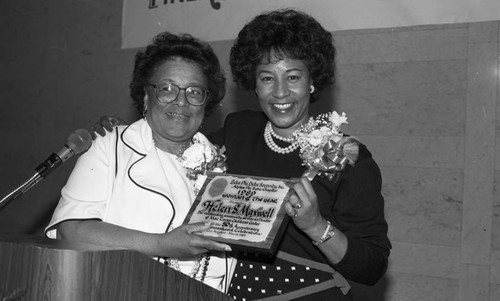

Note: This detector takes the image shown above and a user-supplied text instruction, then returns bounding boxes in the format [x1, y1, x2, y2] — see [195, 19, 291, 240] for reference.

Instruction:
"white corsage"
[177, 135, 227, 195]
[294, 111, 359, 182]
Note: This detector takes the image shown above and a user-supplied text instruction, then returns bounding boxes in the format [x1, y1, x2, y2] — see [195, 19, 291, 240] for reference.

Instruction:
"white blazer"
[46, 118, 234, 291]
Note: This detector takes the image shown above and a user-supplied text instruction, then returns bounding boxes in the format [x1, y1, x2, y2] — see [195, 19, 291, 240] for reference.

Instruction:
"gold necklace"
[152, 136, 193, 156]
[153, 136, 210, 281]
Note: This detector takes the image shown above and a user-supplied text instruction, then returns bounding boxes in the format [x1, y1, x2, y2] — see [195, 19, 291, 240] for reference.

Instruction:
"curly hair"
[229, 9, 336, 101]
[130, 32, 226, 116]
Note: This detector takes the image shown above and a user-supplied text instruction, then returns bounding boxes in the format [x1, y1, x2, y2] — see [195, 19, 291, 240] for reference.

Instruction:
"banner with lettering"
[122, 0, 500, 49]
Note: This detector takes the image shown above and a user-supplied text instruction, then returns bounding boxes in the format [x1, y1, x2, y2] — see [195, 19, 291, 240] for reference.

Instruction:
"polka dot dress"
[228, 252, 333, 300]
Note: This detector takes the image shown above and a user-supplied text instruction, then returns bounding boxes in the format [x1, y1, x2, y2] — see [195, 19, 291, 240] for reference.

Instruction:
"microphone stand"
[0, 173, 43, 208]
[0, 153, 62, 209]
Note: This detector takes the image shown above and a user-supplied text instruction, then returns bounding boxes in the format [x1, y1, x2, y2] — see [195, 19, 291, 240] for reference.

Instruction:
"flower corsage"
[294, 111, 360, 182]
[177, 135, 227, 196]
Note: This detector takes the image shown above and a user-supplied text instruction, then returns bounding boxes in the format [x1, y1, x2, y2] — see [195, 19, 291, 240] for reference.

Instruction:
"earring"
[310, 85, 315, 94]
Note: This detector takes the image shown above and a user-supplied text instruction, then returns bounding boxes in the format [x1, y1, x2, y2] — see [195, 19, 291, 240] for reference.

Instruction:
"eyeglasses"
[147, 82, 208, 106]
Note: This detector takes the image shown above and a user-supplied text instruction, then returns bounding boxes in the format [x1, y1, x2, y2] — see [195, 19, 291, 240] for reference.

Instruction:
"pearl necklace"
[166, 254, 210, 281]
[264, 122, 299, 154]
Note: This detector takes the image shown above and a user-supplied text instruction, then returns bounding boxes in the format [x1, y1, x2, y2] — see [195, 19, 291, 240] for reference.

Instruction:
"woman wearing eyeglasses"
[45, 32, 234, 291]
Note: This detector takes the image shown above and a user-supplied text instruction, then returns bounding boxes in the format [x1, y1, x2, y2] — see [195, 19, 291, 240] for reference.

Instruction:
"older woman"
[45, 32, 234, 291]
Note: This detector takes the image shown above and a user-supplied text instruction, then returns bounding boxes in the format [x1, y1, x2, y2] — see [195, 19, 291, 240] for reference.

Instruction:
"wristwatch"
[312, 221, 335, 246]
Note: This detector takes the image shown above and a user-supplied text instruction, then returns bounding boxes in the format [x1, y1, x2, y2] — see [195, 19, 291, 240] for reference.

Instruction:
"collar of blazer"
[120, 119, 177, 212]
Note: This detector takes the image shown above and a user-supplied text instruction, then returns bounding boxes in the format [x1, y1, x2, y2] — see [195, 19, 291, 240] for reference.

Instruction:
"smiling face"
[144, 57, 207, 150]
[255, 56, 312, 138]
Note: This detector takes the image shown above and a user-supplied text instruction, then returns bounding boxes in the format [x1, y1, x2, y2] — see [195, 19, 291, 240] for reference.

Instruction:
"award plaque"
[183, 173, 292, 255]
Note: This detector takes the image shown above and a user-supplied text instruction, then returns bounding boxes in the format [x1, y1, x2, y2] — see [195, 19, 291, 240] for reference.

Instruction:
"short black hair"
[230, 9, 336, 101]
[130, 32, 226, 116]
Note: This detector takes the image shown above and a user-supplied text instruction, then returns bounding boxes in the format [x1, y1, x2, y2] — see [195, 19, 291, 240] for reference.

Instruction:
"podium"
[0, 234, 233, 301]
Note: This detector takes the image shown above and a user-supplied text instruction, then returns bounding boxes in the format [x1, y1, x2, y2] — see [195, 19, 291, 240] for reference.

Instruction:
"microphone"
[0, 129, 93, 208]
[35, 129, 93, 178]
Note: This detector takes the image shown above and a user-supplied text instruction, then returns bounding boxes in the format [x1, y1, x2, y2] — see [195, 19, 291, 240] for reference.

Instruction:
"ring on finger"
[293, 202, 302, 209]
[293, 209, 298, 218]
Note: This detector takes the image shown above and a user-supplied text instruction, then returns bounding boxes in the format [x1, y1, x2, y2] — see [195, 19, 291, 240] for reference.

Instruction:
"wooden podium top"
[0, 232, 120, 250]
[0, 233, 233, 301]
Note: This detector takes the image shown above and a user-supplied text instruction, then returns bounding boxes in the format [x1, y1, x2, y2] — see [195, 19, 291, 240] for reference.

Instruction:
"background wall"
[0, 1, 499, 300]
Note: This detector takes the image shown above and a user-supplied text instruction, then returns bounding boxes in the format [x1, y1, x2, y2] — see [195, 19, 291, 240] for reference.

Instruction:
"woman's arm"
[285, 178, 348, 264]
[57, 219, 231, 258]
[285, 158, 391, 285]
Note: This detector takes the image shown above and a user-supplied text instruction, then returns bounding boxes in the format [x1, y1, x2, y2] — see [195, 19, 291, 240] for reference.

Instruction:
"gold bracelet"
[312, 220, 335, 246]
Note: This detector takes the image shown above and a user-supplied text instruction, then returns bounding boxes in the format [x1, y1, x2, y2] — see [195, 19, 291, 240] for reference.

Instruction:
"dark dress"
[209, 110, 391, 301]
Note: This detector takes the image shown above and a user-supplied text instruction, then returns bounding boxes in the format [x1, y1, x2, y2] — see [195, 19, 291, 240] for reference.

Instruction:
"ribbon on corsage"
[294, 111, 360, 182]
